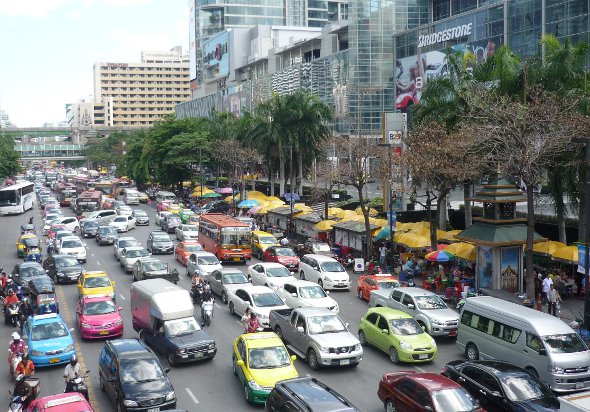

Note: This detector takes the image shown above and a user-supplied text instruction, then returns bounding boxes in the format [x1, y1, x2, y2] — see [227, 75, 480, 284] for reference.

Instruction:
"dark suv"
[265, 377, 360, 412]
[81, 220, 100, 238]
[96, 225, 119, 245]
[99, 339, 176, 411]
[147, 231, 174, 254]
[161, 215, 182, 234]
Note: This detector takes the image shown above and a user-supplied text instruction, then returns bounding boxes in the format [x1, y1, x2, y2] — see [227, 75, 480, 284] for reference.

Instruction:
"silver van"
[155, 191, 177, 203]
[124, 190, 140, 205]
[457, 296, 590, 392]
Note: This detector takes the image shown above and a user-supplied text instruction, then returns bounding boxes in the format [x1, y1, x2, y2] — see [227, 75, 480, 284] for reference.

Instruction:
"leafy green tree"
[0, 133, 21, 179]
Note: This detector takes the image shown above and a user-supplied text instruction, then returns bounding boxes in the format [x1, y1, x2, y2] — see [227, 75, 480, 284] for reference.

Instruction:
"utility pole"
[199, 147, 203, 195]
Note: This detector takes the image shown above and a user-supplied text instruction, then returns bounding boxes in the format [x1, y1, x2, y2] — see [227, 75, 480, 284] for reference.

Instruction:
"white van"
[155, 191, 177, 203]
[457, 296, 590, 393]
[124, 189, 140, 205]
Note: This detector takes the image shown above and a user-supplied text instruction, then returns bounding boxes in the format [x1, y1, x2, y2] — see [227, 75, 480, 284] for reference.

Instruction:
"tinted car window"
[120, 358, 165, 384]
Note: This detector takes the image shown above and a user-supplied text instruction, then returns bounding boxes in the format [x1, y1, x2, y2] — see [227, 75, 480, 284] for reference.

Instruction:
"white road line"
[414, 366, 426, 373]
[214, 303, 221, 309]
[236, 320, 243, 326]
[90, 254, 95, 257]
[96, 261, 101, 266]
[119, 294, 126, 301]
[185, 387, 199, 404]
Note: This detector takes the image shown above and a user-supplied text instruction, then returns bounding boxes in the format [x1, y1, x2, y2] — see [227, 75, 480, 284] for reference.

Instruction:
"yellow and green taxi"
[16, 234, 39, 258]
[232, 332, 298, 404]
[178, 208, 195, 223]
[166, 203, 182, 214]
[77, 271, 116, 302]
[358, 307, 437, 364]
[250, 231, 279, 260]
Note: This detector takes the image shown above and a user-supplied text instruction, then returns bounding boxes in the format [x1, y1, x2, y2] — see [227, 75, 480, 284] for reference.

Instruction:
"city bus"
[116, 177, 131, 195]
[94, 180, 117, 198]
[55, 182, 78, 206]
[198, 213, 252, 262]
[73, 175, 96, 194]
[44, 170, 58, 186]
[0, 181, 35, 215]
[73, 190, 102, 215]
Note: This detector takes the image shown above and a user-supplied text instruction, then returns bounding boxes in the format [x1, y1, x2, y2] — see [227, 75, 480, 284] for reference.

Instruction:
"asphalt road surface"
[0, 201, 467, 411]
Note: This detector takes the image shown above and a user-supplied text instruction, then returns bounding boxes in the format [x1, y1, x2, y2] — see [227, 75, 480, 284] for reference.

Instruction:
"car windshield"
[126, 249, 148, 258]
[248, 346, 291, 369]
[31, 320, 69, 341]
[167, 217, 181, 223]
[62, 240, 82, 248]
[299, 286, 327, 299]
[379, 280, 401, 289]
[84, 277, 111, 288]
[119, 239, 139, 249]
[431, 388, 480, 412]
[320, 261, 345, 272]
[50, 227, 66, 233]
[83, 300, 116, 315]
[389, 318, 424, 335]
[275, 248, 296, 256]
[415, 295, 448, 310]
[307, 315, 347, 335]
[120, 358, 165, 384]
[500, 373, 554, 401]
[252, 292, 284, 307]
[223, 273, 248, 284]
[84, 221, 99, 228]
[198, 255, 219, 265]
[153, 234, 170, 242]
[542, 333, 588, 353]
[133, 210, 147, 217]
[184, 244, 203, 252]
[164, 317, 200, 337]
[144, 261, 167, 271]
[56, 257, 79, 267]
[267, 267, 291, 277]
[259, 237, 277, 244]
[182, 225, 197, 231]
[114, 217, 126, 222]
[99, 227, 117, 235]
[312, 243, 331, 252]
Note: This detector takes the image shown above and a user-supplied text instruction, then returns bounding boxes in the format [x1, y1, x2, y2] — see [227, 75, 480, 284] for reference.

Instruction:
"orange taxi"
[174, 241, 204, 265]
[357, 273, 401, 301]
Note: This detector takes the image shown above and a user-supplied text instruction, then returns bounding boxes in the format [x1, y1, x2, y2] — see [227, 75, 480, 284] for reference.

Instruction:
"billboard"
[203, 31, 229, 81]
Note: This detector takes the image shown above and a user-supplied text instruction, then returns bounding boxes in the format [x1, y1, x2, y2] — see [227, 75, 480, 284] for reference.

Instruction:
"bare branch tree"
[212, 139, 261, 200]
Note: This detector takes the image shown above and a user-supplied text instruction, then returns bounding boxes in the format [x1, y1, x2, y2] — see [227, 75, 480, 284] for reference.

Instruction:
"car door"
[375, 315, 391, 352]
[400, 293, 416, 315]
[42, 257, 54, 277]
[250, 264, 263, 284]
[477, 369, 506, 411]
[281, 283, 296, 307]
[394, 377, 418, 412]
[99, 346, 118, 403]
[233, 289, 250, 315]
[234, 337, 248, 386]
[414, 385, 434, 412]
[307, 258, 320, 282]
[362, 312, 380, 347]
[210, 270, 222, 295]
[289, 312, 308, 351]
[461, 365, 487, 402]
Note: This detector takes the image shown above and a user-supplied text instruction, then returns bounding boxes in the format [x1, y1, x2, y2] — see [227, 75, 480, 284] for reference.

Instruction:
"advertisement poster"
[500, 247, 519, 292]
[477, 245, 493, 289]
[203, 31, 229, 81]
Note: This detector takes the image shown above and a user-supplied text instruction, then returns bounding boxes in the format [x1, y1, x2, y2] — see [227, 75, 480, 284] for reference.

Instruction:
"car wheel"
[318, 279, 323, 288]
[300, 271, 305, 280]
[229, 301, 235, 315]
[358, 288, 364, 299]
[389, 347, 399, 364]
[307, 349, 320, 370]
[275, 326, 283, 341]
[525, 367, 539, 378]
[222, 291, 228, 304]
[466, 343, 479, 360]
[167, 351, 177, 367]
[385, 399, 396, 412]
[358, 330, 367, 346]
[99, 374, 105, 392]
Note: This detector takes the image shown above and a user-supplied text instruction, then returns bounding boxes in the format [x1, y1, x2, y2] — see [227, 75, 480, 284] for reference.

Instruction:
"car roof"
[218, 268, 246, 274]
[81, 294, 114, 303]
[408, 373, 461, 390]
[276, 377, 358, 410]
[31, 393, 90, 410]
[53, 254, 80, 261]
[461, 360, 531, 375]
[292, 307, 334, 316]
[282, 279, 321, 288]
[118, 237, 136, 242]
[399, 287, 438, 297]
[367, 307, 412, 320]
[108, 338, 152, 358]
[123, 246, 144, 251]
[252, 262, 288, 268]
[241, 285, 275, 294]
[241, 332, 284, 349]
[303, 254, 337, 262]
[61, 236, 81, 241]
[19, 262, 44, 268]
[30, 313, 65, 324]
[192, 251, 215, 256]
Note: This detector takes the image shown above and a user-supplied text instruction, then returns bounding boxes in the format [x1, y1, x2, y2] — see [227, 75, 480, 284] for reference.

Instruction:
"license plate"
[233, 257, 240, 262]
[338, 283, 345, 286]
[419, 354, 429, 359]
[340, 359, 350, 365]
[449, 330, 457, 337]
[196, 352, 204, 358]
[576, 382, 584, 389]
[49, 358, 60, 364]
[147, 408, 160, 412]
[99, 331, 109, 335]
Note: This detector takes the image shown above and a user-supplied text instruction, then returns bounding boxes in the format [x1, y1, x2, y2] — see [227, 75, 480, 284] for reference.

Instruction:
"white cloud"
[81, 0, 150, 8]
[0, 0, 71, 17]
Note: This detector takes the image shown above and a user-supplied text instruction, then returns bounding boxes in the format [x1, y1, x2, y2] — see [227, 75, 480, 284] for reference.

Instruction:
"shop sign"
[418, 23, 472, 48]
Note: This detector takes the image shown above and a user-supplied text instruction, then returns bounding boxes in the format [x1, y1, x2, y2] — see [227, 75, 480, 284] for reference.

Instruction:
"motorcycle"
[191, 284, 203, 305]
[8, 375, 40, 411]
[201, 299, 214, 326]
[65, 370, 90, 400]
[8, 352, 22, 382]
[4, 303, 21, 327]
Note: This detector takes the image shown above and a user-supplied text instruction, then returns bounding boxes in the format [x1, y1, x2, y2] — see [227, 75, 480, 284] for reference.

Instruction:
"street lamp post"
[378, 142, 395, 248]
[198, 147, 203, 195]
[282, 145, 294, 237]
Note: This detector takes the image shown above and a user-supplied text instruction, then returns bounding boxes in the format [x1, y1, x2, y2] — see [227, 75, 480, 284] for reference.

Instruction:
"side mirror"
[164, 367, 171, 373]
[291, 355, 297, 362]
[491, 391, 502, 398]
[345, 322, 349, 329]
[118, 307, 123, 311]
[296, 326, 305, 333]
[325, 291, 330, 295]
[538, 348, 547, 356]
[237, 360, 245, 367]
[407, 304, 415, 310]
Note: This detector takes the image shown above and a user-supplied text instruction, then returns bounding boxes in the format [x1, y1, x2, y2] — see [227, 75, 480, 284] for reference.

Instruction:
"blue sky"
[0, 0, 188, 127]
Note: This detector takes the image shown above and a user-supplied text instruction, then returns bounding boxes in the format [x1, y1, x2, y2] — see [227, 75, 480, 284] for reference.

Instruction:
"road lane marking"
[91, 253, 95, 257]
[185, 387, 199, 404]
[119, 294, 126, 301]
[96, 261, 101, 266]
[56, 285, 101, 412]
[214, 303, 221, 309]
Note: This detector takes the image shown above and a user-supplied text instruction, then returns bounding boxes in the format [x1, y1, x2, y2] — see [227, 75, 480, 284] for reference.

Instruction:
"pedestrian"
[379, 244, 387, 269]
[547, 284, 561, 317]
[542, 274, 553, 304]
[535, 293, 543, 311]
[240, 308, 251, 333]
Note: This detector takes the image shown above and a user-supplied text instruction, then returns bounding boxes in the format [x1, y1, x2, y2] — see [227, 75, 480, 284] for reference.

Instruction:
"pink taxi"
[26, 393, 94, 411]
[75, 295, 123, 339]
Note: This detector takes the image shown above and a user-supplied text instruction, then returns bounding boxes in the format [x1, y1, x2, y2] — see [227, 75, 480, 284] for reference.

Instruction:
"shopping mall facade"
[176, 0, 589, 137]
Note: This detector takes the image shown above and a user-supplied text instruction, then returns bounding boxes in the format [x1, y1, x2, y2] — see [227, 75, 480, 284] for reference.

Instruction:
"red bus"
[55, 182, 78, 206]
[198, 213, 252, 262]
[73, 176, 96, 194]
[115, 177, 131, 195]
[74, 190, 102, 215]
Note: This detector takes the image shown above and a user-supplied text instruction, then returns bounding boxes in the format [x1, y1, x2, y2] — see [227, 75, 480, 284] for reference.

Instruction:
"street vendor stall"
[266, 206, 293, 232]
[333, 220, 380, 256]
[294, 213, 322, 240]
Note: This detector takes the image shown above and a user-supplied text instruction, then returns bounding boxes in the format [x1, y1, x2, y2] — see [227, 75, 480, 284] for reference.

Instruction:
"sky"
[0, 0, 188, 127]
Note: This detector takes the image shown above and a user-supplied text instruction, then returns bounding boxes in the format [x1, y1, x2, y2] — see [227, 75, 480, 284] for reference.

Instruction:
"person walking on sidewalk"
[542, 274, 553, 304]
[547, 284, 561, 317]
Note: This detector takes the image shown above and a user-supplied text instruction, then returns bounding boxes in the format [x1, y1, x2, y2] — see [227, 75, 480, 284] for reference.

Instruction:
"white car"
[227, 285, 289, 327]
[119, 246, 150, 273]
[44, 216, 80, 233]
[298, 254, 350, 290]
[155, 211, 172, 226]
[276, 279, 339, 313]
[57, 236, 86, 263]
[113, 236, 140, 261]
[175, 224, 198, 241]
[109, 215, 136, 232]
[247, 262, 294, 291]
[117, 206, 134, 216]
[186, 251, 222, 280]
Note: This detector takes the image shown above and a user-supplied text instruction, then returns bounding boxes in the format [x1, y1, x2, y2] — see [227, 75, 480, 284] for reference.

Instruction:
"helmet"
[8, 288, 14, 295]
[70, 355, 77, 365]
[11, 332, 20, 340]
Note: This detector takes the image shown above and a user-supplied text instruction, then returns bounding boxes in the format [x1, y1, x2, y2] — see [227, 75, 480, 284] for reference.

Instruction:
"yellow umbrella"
[192, 187, 214, 197]
[293, 204, 312, 212]
[394, 233, 430, 249]
[248, 190, 266, 198]
[355, 207, 378, 216]
[533, 240, 567, 257]
[315, 220, 337, 231]
[552, 246, 579, 264]
[444, 242, 476, 262]
[371, 218, 388, 228]
[266, 196, 284, 204]
[336, 209, 356, 219]
[395, 222, 412, 232]
[328, 207, 343, 216]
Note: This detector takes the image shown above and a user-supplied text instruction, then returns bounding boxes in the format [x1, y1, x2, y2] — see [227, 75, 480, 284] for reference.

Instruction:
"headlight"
[30, 350, 43, 357]
[248, 380, 263, 391]
[319, 346, 330, 353]
[114, 320, 123, 326]
[549, 366, 565, 374]
[399, 340, 412, 350]
[430, 338, 437, 347]
[431, 319, 444, 326]
[57, 272, 64, 277]
[177, 348, 186, 354]
[165, 391, 175, 401]
[81, 323, 91, 329]
[65, 344, 74, 352]
[123, 399, 138, 407]
[354, 344, 361, 351]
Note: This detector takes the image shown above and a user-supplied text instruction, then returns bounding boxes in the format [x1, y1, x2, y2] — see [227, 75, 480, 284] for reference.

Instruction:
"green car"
[178, 208, 195, 223]
[358, 307, 437, 364]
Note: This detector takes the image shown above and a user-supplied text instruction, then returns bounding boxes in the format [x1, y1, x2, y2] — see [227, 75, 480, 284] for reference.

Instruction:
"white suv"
[298, 254, 350, 290]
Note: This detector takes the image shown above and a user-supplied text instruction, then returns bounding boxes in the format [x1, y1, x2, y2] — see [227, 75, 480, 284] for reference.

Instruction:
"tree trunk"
[290, 165, 296, 203]
[556, 194, 567, 243]
[358, 185, 373, 261]
[525, 184, 536, 298]
[269, 162, 275, 197]
[297, 154, 303, 196]
[279, 153, 285, 195]
[580, 196, 586, 243]
[438, 194, 447, 230]
[251, 162, 256, 192]
[463, 182, 472, 228]
[429, 195, 438, 251]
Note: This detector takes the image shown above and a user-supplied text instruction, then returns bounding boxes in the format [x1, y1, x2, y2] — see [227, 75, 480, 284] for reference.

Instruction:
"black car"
[442, 360, 559, 411]
[161, 215, 182, 234]
[81, 220, 100, 238]
[207, 201, 230, 214]
[42, 254, 84, 284]
[147, 231, 174, 254]
[98, 339, 176, 411]
[96, 225, 119, 245]
[11, 262, 48, 294]
[265, 377, 360, 412]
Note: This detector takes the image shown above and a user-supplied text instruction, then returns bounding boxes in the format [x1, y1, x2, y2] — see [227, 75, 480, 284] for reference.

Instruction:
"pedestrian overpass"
[16, 144, 87, 162]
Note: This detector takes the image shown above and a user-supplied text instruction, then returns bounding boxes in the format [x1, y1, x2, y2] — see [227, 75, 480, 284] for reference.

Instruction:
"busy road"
[0, 199, 466, 412]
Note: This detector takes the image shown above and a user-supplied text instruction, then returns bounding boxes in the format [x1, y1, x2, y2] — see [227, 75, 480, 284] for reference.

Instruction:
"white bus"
[0, 181, 36, 215]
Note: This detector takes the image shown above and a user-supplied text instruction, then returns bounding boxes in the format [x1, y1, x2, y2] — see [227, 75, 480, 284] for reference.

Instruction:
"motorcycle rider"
[64, 354, 81, 393]
[4, 288, 20, 323]
[12, 373, 36, 408]
[200, 284, 214, 322]
[19, 298, 33, 327]
[9, 332, 27, 377]
[191, 270, 204, 304]
[15, 351, 35, 377]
